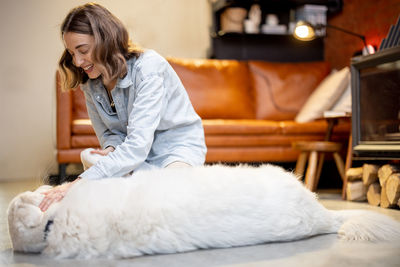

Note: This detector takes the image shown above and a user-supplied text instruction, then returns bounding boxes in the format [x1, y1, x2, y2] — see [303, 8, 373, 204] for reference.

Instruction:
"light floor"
[1, 180, 400, 267]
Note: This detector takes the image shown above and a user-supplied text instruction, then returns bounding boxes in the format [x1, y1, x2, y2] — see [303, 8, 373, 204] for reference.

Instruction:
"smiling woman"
[58, 3, 141, 90]
[63, 33, 99, 78]
[39, 3, 207, 211]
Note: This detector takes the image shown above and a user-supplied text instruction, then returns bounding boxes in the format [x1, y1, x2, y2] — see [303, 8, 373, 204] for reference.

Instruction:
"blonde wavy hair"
[59, 3, 142, 90]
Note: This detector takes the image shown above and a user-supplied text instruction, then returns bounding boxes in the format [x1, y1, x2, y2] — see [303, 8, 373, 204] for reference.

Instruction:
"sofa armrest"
[56, 71, 72, 149]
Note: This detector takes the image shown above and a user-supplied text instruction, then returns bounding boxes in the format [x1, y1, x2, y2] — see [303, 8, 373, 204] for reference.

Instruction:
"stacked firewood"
[345, 164, 400, 208]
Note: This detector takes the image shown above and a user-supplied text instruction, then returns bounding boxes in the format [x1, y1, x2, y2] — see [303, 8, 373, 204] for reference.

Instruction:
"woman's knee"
[80, 148, 103, 170]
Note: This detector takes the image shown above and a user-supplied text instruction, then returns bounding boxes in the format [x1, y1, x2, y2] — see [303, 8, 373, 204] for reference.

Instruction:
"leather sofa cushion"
[70, 132, 345, 149]
[206, 135, 332, 147]
[248, 61, 330, 120]
[72, 118, 350, 136]
[168, 58, 256, 119]
[203, 119, 280, 134]
[202, 119, 350, 135]
[71, 135, 99, 148]
[58, 149, 87, 163]
[278, 120, 350, 135]
[205, 147, 300, 163]
[72, 119, 94, 134]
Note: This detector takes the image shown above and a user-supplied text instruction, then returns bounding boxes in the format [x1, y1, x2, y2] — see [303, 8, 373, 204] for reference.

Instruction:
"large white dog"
[7, 164, 400, 259]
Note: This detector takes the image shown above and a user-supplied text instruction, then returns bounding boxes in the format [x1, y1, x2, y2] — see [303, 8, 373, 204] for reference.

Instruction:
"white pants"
[80, 148, 191, 173]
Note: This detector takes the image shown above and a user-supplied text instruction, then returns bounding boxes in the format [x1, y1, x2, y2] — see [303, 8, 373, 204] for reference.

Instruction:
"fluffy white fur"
[7, 164, 400, 259]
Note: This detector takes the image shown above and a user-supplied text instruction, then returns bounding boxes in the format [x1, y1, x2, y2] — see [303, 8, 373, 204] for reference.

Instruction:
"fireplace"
[351, 46, 400, 159]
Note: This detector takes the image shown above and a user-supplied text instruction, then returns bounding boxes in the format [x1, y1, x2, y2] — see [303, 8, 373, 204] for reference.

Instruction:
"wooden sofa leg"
[59, 164, 67, 184]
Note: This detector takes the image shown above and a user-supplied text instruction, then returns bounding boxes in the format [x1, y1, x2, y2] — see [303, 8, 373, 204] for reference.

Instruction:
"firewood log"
[386, 173, 400, 205]
[362, 164, 379, 186]
[346, 167, 363, 181]
[346, 181, 367, 201]
[381, 183, 396, 208]
[378, 164, 400, 187]
[366, 183, 381, 206]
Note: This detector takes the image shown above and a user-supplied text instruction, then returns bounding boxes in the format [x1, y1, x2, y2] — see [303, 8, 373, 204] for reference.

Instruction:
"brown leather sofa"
[56, 58, 350, 178]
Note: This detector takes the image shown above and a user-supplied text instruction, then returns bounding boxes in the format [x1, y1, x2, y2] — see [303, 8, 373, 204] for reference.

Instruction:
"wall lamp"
[293, 20, 375, 55]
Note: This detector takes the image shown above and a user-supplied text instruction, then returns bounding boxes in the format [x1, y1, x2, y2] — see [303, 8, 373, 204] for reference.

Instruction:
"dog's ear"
[17, 205, 44, 228]
[15, 192, 44, 228]
[20, 191, 45, 207]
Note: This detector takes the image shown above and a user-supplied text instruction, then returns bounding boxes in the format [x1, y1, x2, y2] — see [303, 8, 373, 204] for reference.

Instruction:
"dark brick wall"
[325, 0, 400, 69]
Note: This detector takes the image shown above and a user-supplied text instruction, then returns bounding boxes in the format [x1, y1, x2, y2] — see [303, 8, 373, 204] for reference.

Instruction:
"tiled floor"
[1, 180, 400, 267]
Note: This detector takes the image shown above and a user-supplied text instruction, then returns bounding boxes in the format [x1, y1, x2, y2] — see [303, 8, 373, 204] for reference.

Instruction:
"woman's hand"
[90, 146, 115, 156]
[38, 178, 81, 212]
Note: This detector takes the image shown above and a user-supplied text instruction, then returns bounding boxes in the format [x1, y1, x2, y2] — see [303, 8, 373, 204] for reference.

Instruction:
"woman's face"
[63, 32, 101, 79]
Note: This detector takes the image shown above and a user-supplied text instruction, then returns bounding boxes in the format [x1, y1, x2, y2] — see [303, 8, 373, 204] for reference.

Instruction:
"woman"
[39, 3, 206, 211]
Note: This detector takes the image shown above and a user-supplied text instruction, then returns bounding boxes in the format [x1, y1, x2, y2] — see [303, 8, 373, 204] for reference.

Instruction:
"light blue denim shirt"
[79, 49, 206, 179]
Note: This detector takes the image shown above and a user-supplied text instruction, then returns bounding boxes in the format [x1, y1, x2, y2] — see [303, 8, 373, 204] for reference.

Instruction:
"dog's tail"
[330, 209, 400, 242]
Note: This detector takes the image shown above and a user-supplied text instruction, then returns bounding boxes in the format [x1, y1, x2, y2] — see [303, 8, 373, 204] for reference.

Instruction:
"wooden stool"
[292, 141, 345, 192]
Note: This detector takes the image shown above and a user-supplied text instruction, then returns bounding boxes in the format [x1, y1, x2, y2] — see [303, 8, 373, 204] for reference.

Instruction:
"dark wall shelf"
[209, 0, 342, 61]
[211, 33, 324, 62]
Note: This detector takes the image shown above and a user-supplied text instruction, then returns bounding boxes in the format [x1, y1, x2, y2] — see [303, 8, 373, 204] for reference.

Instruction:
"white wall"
[0, 0, 211, 181]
